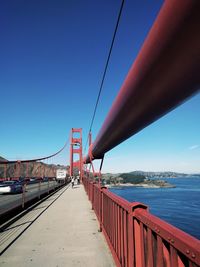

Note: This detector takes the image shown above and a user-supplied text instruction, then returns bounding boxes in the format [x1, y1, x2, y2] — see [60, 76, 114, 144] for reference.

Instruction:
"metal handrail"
[82, 176, 200, 267]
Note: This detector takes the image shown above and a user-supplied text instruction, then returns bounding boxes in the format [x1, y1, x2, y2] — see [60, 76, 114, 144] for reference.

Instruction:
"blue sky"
[0, 0, 199, 173]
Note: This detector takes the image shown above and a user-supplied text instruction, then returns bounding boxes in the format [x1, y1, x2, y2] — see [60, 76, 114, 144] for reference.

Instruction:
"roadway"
[0, 181, 60, 216]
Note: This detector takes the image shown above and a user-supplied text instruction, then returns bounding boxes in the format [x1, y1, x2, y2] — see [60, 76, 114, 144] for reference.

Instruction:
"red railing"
[82, 177, 200, 267]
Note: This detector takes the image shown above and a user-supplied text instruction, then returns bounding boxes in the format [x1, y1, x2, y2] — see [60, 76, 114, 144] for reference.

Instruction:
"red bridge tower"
[69, 128, 83, 180]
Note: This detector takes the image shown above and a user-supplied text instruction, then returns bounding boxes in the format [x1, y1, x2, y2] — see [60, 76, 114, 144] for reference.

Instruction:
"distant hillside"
[102, 172, 145, 185]
[0, 161, 68, 178]
[102, 171, 175, 187]
[0, 156, 8, 162]
[102, 170, 188, 180]
[120, 173, 145, 184]
[102, 170, 200, 186]
[130, 171, 188, 178]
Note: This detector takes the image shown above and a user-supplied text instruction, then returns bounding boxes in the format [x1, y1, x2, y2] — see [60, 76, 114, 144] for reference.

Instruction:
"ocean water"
[110, 177, 200, 240]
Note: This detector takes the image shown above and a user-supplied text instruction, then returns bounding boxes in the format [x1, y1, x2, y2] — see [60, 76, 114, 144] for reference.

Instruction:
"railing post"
[128, 203, 148, 267]
[91, 182, 94, 210]
[22, 183, 26, 209]
[99, 186, 107, 232]
[48, 178, 49, 194]
[38, 180, 41, 199]
[128, 209, 134, 267]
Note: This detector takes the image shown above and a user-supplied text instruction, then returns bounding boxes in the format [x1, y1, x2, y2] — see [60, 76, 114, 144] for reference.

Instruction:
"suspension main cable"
[0, 136, 70, 164]
[84, 0, 125, 154]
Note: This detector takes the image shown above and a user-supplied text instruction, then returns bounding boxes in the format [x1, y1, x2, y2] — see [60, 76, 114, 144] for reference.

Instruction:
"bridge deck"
[0, 184, 115, 267]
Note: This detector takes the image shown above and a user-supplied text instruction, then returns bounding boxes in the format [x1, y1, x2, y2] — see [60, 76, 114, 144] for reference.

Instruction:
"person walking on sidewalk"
[71, 176, 75, 188]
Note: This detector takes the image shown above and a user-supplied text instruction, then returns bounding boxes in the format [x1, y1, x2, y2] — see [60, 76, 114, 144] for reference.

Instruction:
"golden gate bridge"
[0, 1, 200, 266]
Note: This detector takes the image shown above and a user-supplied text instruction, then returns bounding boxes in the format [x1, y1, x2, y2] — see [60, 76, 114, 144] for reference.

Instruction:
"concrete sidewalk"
[0, 184, 115, 267]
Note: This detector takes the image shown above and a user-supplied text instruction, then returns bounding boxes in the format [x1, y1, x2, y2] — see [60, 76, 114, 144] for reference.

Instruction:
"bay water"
[110, 177, 200, 240]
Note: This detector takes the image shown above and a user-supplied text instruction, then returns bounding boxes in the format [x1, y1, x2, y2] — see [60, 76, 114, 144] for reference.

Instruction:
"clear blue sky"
[0, 0, 199, 173]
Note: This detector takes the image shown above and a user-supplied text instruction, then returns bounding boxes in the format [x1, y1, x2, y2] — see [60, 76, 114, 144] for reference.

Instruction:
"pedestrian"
[71, 176, 75, 188]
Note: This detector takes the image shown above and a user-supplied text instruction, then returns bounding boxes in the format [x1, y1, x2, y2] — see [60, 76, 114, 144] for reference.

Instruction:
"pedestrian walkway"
[0, 184, 115, 267]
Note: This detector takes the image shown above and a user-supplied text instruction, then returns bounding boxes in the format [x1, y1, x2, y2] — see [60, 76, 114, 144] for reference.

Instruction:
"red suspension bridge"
[0, 1, 200, 266]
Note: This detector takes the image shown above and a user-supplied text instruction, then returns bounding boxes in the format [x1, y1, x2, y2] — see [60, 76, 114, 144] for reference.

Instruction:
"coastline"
[106, 181, 176, 189]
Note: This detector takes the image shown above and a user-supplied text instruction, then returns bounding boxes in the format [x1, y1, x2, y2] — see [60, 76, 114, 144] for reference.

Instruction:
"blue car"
[0, 180, 23, 194]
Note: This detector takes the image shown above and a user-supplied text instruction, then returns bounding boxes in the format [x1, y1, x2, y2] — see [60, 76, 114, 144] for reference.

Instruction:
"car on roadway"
[0, 180, 23, 194]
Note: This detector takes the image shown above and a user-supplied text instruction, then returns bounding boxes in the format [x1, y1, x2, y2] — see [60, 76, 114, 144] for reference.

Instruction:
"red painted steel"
[69, 128, 83, 179]
[82, 177, 200, 267]
[157, 235, 164, 267]
[134, 208, 200, 266]
[85, 0, 200, 162]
